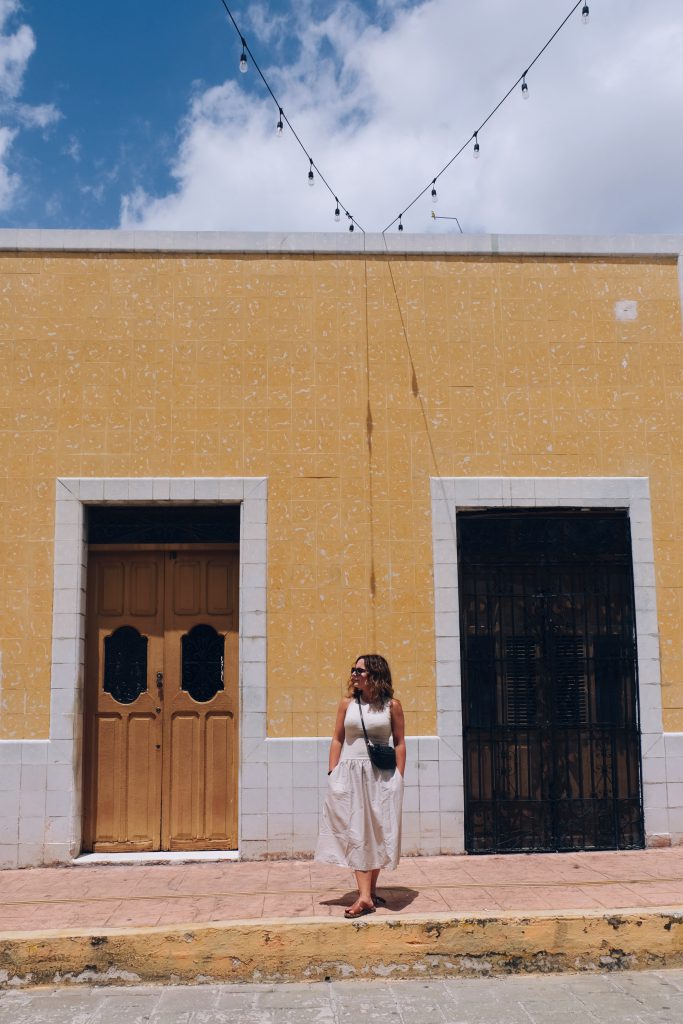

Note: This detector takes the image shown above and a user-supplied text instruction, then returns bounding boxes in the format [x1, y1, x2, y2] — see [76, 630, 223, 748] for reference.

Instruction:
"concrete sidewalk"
[2, 847, 683, 930]
[2, 848, 683, 987]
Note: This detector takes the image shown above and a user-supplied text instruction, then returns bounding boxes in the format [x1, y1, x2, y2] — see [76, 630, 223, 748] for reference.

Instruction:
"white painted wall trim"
[430, 476, 670, 850]
[0, 228, 680, 260]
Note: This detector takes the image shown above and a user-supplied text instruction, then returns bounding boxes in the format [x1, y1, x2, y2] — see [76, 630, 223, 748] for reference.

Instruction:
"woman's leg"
[352, 869, 373, 907]
[370, 868, 387, 905]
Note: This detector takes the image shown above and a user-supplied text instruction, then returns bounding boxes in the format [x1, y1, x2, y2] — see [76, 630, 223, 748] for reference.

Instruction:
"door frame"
[48, 477, 267, 862]
[83, 543, 241, 853]
[457, 509, 644, 853]
[429, 476, 667, 852]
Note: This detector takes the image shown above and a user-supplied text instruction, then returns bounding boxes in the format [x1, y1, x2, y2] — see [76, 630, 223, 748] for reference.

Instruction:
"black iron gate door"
[458, 510, 644, 853]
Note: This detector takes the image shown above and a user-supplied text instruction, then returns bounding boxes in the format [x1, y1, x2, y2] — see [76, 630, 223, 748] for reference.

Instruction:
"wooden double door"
[83, 546, 239, 852]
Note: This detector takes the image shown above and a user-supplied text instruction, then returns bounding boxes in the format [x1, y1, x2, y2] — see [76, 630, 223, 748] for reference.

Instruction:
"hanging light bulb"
[398, 216, 404, 232]
[307, 158, 314, 187]
[334, 199, 341, 222]
[473, 132, 480, 159]
[239, 39, 248, 73]
[521, 74, 529, 99]
[581, 3, 589, 23]
[349, 222, 354, 232]
[276, 109, 284, 135]
[431, 180, 438, 203]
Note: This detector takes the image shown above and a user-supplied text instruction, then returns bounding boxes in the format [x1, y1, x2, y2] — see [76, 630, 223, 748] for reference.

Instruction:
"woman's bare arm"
[390, 698, 406, 777]
[328, 697, 352, 773]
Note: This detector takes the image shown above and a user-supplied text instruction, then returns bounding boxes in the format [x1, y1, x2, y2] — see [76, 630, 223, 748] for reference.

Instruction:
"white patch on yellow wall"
[615, 300, 638, 321]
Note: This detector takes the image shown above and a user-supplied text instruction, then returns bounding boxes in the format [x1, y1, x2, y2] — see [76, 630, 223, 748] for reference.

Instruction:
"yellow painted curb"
[2, 907, 683, 988]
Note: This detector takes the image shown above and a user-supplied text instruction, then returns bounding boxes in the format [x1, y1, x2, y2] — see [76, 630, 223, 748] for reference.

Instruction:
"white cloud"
[16, 101, 61, 129]
[0, 1, 62, 211]
[63, 135, 81, 163]
[244, 3, 290, 48]
[120, 0, 683, 235]
[0, 124, 18, 209]
[81, 161, 120, 204]
[0, 0, 33, 99]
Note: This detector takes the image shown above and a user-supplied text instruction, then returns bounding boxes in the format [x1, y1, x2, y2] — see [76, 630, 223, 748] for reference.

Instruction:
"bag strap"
[355, 692, 374, 754]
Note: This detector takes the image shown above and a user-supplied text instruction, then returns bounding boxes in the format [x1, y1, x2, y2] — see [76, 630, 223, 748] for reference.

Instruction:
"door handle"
[156, 671, 164, 695]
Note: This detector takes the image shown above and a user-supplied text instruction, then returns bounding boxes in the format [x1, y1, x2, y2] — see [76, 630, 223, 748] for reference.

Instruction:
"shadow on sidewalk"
[319, 887, 420, 912]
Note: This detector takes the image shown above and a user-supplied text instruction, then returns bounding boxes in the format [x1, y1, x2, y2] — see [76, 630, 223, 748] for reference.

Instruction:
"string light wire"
[216, 0, 364, 232]
[382, 0, 588, 233]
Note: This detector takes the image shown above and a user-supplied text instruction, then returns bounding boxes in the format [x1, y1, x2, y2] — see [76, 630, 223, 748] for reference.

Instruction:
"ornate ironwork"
[459, 510, 644, 854]
[181, 624, 225, 703]
[103, 626, 148, 704]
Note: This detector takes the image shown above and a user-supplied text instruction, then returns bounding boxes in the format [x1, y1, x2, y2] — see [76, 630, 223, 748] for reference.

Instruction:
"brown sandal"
[344, 901, 376, 919]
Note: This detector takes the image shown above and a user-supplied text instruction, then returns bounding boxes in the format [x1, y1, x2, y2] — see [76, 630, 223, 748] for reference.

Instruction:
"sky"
[0, 0, 682, 235]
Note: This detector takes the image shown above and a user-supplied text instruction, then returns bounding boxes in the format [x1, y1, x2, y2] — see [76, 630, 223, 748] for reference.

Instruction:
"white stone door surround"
[430, 476, 670, 849]
[0, 477, 267, 868]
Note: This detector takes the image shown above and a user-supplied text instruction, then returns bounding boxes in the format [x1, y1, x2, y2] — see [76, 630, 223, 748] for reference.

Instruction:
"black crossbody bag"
[356, 694, 397, 771]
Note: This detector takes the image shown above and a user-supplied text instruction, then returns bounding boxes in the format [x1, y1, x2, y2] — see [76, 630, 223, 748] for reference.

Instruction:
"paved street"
[1, 970, 683, 1023]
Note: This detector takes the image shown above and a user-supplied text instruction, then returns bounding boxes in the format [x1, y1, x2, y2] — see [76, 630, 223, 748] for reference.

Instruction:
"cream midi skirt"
[315, 758, 404, 871]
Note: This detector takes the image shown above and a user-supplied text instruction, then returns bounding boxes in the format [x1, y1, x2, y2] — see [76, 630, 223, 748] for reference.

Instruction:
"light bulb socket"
[431, 184, 437, 202]
[276, 109, 284, 135]
[581, 4, 589, 22]
[349, 223, 354, 232]
[334, 204, 340, 222]
[308, 159, 314, 186]
[398, 219, 404, 232]
[521, 77, 529, 98]
[473, 139, 480, 159]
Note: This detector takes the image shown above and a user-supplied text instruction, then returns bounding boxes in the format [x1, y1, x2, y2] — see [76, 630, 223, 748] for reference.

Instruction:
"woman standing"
[315, 654, 406, 919]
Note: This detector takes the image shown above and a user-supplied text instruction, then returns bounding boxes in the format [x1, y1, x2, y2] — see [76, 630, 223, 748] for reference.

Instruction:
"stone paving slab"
[2, 848, 683, 932]
[2, 849, 683, 989]
[2, 970, 683, 1024]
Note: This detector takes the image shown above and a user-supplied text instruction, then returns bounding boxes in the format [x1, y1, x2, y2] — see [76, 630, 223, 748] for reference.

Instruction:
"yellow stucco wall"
[1, 250, 681, 741]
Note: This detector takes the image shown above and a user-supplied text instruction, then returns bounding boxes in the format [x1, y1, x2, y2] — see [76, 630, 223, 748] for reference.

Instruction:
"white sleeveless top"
[340, 699, 392, 760]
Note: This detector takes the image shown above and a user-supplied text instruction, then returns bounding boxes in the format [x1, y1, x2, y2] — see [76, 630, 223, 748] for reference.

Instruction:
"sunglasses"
[350, 667, 368, 676]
